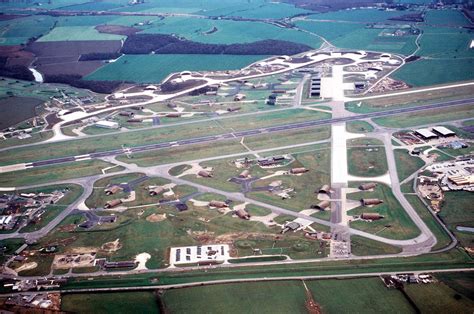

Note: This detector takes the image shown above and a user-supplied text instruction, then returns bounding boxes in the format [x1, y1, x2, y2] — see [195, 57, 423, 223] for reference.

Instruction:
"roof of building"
[415, 128, 438, 138]
[95, 120, 119, 128]
[432, 126, 455, 136]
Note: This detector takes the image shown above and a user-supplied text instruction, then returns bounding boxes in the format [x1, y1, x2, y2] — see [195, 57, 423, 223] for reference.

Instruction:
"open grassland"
[0, 238, 24, 264]
[347, 145, 388, 177]
[162, 281, 307, 314]
[347, 183, 421, 240]
[0, 160, 123, 187]
[62, 292, 159, 314]
[417, 27, 473, 59]
[142, 16, 321, 47]
[350, 235, 402, 256]
[437, 272, 474, 301]
[404, 195, 452, 251]
[392, 59, 474, 87]
[307, 8, 403, 23]
[38, 26, 125, 42]
[247, 148, 331, 213]
[294, 20, 416, 55]
[345, 84, 474, 114]
[0, 15, 56, 45]
[439, 191, 474, 251]
[19, 184, 83, 233]
[424, 9, 471, 26]
[372, 104, 474, 128]
[346, 120, 374, 133]
[86, 54, 266, 83]
[405, 282, 474, 313]
[394, 149, 425, 182]
[306, 278, 414, 314]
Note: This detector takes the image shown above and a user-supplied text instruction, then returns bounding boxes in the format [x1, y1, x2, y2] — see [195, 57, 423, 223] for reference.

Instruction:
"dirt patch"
[96, 24, 140, 36]
[146, 213, 167, 222]
[14, 262, 37, 273]
[58, 224, 77, 232]
[65, 246, 98, 254]
[101, 239, 122, 252]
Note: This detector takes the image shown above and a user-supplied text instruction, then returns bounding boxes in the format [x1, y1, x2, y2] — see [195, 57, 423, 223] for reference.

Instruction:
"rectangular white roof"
[415, 128, 437, 138]
[432, 126, 455, 136]
[95, 120, 119, 128]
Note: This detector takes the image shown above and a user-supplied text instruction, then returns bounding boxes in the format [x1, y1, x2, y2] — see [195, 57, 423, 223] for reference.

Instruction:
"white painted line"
[75, 154, 90, 159]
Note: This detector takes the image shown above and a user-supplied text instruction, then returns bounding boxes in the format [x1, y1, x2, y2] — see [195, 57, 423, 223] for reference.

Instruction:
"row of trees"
[44, 74, 123, 94]
[121, 34, 312, 55]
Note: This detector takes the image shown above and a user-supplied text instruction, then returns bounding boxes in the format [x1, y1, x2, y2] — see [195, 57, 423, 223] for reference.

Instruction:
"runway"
[27, 97, 474, 169]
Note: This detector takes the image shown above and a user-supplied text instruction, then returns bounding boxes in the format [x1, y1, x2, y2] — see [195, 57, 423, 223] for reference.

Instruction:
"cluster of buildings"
[170, 244, 230, 266]
[424, 156, 474, 192]
[0, 190, 66, 231]
[414, 126, 456, 141]
[3, 293, 60, 311]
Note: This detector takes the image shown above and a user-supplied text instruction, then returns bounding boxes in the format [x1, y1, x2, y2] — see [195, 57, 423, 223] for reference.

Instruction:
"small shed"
[198, 170, 213, 178]
[105, 199, 122, 209]
[359, 183, 377, 191]
[209, 200, 227, 208]
[312, 200, 330, 211]
[290, 168, 308, 175]
[235, 208, 250, 220]
[104, 185, 122, 195]
[361, 198, 384, 206]
[149, 186, 165, 196]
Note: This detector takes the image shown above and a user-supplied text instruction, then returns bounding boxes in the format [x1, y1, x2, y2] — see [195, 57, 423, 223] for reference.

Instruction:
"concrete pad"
[135, 252, 151, 270]
[0, 163, 27, 173]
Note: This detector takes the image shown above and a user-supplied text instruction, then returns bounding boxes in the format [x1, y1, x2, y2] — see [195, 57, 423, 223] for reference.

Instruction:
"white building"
[95, 120, 119, 129]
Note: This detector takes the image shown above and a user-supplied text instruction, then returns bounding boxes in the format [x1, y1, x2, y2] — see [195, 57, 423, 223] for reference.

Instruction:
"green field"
[424, 9, 471, 26]
[437, 272, 474, 301]
[62, 292, 159, 314]
[346, 120, 374, 133]
[0, 160, 123, 187]
[142, 16, 322, 46]
[307, 8, 403, 23]
[405, 195, 452, 251]
[37, 26, 125, 42]
[405, 282, 474, 313]
[350, 235, 402, 256]
[394, 149, 425, 182]
[347, 145, 388, 177]
[392, 59, 474, 87]
[0, 15, 56, 45]
[372, 104, 474, 128]
[347, 183, 421, 240]
[86, 54, 267, 83]
[438, 191, 474, 251]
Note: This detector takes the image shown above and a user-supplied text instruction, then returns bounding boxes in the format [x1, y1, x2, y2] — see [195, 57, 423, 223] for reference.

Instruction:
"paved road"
[19, 97, 474, 169]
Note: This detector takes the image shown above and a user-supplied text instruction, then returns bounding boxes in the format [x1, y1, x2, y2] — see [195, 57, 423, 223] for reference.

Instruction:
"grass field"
[405, 282, 474, 313]
[142, 16, 322, 47]
[308, 8, 403, 23]
[346, 120, 374, 133]
[37, 26, 125, 42]
[438, 191, 474, 251]
[405, 195, 452, 251]
[437, 272, 474, 301]
[347, 183, 421, 240]
[347, 146, 388, 177]
[62, 292, 159, 314]
[86, 54, 267, 83]
[372, 104, 474, 128]
[345, 84, 474, 114]
[392, 59, 474, 87]
[0, 15, 56, 45]
[424, 9, 471, 26]
[351, 235, 402, 256]
[394, 149, 425, 182]
[162, 281, 307, 313]
[0, 160, 123, 187]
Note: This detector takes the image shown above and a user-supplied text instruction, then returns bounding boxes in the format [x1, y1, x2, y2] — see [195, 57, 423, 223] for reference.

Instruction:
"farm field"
[347, 183, 421, 240]
[392, 59, 474, 87]
[162, 281, 307, 314]
[37, 26, 125, 42]
[85, 54, 267, 83]
[393, 149, 425, 182]
[405, 282, 474, 313]
[345, 84, 474, 114]
[307, 8, 403, 23]
[438, 191, 474, 251]
[437, 272, 474, 301]
[372, 104, 474, 128]
[0, 15, 56, 45]
[61, 292, 159, 314]
[142, 17, 322, 47]
[423, 9, 471, 26]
